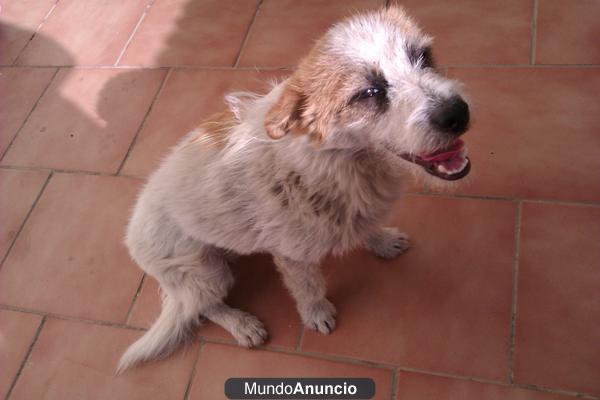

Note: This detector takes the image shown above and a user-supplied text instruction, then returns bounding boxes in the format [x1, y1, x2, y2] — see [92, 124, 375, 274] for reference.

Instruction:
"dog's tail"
[116, 295, 199, 374]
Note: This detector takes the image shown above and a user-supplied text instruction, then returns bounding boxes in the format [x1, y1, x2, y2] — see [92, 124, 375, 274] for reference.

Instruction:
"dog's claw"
[368, 227, 411, 259]
[231, 312, 268, 348]
[302, 298, 336, 335]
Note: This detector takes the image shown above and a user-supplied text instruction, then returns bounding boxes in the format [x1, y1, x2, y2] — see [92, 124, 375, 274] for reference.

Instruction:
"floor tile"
[10, 318, 198, 400]
[302, 195, 516, 380]
[16, 0, 149, 65]
[0, 174, 143, 323]
[129, 254, 302, 349]
[120, 0, 259, 66]
[394, 0, 532, 65]
[0, 169, 49, 260]
[189, 342, 393, 399]
[515, 203, 600, 396]
[0, 68, 56, 156]
[238, 0, 383, 68]
[536, 0, 600, 64]
[2, 68, 165, 173]
[0, 0, 57, 64]
[121, 69, 288, 177]
[446, 67, 600, 202]
[0, 310, 42, 398]
[396, 371, 575, 400]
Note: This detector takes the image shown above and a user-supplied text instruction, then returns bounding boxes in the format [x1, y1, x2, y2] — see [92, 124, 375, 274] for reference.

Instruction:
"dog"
[117, 5, 470, 372]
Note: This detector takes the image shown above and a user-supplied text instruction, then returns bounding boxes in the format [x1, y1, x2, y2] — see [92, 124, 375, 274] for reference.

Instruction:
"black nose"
[430, 96, 470, 135]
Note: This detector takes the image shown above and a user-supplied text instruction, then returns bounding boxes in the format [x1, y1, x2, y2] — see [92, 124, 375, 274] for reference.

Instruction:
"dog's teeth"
[437, 158, 468, 175]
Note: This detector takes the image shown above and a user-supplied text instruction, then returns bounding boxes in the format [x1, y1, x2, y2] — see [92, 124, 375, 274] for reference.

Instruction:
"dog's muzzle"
[400, 139, 471, 181]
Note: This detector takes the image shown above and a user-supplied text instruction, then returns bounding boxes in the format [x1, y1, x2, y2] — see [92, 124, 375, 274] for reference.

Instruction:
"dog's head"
[265, 6, 471, 181]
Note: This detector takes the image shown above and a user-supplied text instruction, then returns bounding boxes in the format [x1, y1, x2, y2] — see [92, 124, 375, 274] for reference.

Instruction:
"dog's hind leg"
[117, 245, 266, 373]
[273, 255, 336, 334]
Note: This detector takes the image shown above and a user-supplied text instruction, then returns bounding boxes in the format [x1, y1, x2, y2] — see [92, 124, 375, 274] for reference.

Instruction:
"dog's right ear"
[264, 83, 306, 139]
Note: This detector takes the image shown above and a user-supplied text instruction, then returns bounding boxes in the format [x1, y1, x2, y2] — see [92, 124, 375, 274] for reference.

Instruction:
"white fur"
[117, 6, 470, 372]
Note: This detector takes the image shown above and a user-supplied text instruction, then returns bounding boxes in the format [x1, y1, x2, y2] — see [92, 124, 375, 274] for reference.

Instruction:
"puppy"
[118, 6, 470, 372]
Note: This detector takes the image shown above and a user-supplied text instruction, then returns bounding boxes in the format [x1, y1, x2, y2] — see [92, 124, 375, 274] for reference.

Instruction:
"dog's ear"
[265, 83, 307, 139]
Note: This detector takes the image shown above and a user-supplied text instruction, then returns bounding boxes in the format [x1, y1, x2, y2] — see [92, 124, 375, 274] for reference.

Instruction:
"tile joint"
[116, 67, 172, 175]
[114, 0, 157, 66]
[233, 0, 264, 68]
[508, 200, 523, 383]
[11, 0, 59, 66]
[4, 316, 47, 400]
[0, 68, 60, 163]
[530, 0, 538, 65]
[0, 171, 53, 268]
[124, 273, 147, 325]
[183, 342, 204, 400]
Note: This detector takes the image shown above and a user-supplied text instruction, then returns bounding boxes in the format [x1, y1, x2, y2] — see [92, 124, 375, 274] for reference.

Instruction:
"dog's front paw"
[231, 312, 268, 348]
[368, 227, 410, 259]
[301, 298, 337, 334]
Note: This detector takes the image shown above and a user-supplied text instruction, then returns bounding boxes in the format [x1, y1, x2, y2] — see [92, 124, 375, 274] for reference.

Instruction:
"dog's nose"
[430, 96, 470, 135]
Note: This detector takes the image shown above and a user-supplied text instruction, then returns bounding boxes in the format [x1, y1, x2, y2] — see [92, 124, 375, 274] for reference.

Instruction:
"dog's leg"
[166, 246, 267, 348]
[273, 255, 336, 334]
[366, 226, 411, 259]
[202, 302, 268, 348]
[119, 245, 267, 371]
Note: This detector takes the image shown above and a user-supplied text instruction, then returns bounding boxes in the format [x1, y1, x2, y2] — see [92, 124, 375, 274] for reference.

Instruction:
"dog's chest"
[262, 156, 402, 256]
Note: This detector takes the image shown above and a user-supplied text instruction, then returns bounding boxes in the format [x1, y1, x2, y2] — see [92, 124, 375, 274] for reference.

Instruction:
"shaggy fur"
[118, 6, 470, 372]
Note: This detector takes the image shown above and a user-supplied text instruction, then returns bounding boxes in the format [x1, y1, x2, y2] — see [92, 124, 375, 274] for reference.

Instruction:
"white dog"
[118, 6, 470, 372]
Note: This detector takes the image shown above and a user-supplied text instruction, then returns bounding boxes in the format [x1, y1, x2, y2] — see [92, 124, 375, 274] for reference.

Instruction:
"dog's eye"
[358, 87, 386, 100]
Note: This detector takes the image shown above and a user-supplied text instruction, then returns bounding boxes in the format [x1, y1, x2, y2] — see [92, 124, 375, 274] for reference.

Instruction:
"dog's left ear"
[265, 83, 307, 139]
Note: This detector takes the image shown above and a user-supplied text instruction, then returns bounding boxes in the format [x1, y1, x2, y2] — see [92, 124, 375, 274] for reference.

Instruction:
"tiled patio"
[1, 0, 599, 399]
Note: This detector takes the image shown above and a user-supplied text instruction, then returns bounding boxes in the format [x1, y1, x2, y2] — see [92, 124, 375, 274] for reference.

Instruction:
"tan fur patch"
[189, 110, 236, 149]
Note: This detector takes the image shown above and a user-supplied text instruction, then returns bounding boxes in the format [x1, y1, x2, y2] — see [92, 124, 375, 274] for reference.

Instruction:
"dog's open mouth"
[401, 139, 471, 181]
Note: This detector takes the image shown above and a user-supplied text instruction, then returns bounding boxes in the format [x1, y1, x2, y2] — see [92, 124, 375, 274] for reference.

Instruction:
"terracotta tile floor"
[1, 1, 598, 399]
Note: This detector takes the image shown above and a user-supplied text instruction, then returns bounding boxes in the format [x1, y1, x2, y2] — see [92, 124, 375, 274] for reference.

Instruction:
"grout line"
[0, 304, 597, 399]
[530, 0, 538, 65]
[520, 198, 600, 209]
[233, 0, 263, 68]
[393, 365, 597, 399]
[1, 164, 599, 208]
[0, 172, 53, 268]
[114, 0, 156, 66]
[183, 342, 204, 400]
[11, 0, 60, 65]
[0, 304, 146, 332]
[197, 337, 599, 399]
[294, 327, 305, 351]
[0, 65, 293, 71]
[3, 63, 600, 70]
[124, 274, 146, 325]
[508, 201, 523, 383]
[443, 63, 600, 69]
[514, 383, 599, 400]
[4, 316, 46, 400]
[390, 367, 399, 400]
[0, 68, 59, 163]
[408, 191, 600, 208]
[1, 165, 599, 208]
[116, 68, 172, 175]
[0, 165, 144, 180]
[197, 335, 398, 371]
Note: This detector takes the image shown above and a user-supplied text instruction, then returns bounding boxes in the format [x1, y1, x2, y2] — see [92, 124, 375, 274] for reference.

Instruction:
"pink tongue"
[419, 140, 464, 162]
